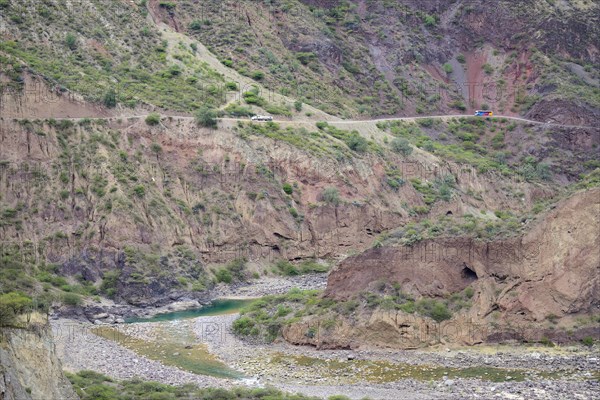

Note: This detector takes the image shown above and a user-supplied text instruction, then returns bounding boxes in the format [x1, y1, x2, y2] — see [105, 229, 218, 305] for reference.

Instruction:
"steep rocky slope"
[2, 109, 568, 307]
[0, 0, 598, 343]
[279, 188, 600, 349]
[160, 0, 600, 119]
[0, 324, 78, 400]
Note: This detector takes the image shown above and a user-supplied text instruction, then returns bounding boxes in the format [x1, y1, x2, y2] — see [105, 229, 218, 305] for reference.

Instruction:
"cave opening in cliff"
[461, 264, 478, 281]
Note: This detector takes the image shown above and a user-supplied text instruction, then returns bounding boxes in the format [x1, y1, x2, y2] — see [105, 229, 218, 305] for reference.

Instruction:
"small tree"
[347, 132, 368, 152]
[195, 106, 218, 128]
[322, 187, 340, 206]
[443, 63, 453, 75]
[0, 292, 33, 327]
[65, 33, 77, 50]
[103, 88, 117, 108]
[391, 137, 413, 156]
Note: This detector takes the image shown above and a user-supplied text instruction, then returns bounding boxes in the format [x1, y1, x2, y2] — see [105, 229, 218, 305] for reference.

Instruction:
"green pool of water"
[125, 299, 253, 323]
[93, 298, 255, 379]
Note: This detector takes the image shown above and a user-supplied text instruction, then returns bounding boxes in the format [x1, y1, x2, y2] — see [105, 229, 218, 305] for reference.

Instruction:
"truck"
[251, 115, 273, 121]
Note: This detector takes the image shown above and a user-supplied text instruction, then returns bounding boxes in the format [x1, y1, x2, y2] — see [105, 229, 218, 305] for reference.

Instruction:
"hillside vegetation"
[0, 1, 598, 342]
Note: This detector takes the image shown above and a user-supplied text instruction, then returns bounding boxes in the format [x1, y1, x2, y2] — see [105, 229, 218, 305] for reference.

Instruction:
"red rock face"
[326, 187, 600, 321]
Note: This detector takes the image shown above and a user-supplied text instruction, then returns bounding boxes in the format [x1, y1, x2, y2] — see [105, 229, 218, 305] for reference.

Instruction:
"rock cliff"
[0, 324, 78, 400]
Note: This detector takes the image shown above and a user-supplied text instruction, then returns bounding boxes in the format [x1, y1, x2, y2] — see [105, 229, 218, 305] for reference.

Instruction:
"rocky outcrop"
[282, 188, 600, 349]
[0, 325, 78, 400]
[326, 188, 599, 318]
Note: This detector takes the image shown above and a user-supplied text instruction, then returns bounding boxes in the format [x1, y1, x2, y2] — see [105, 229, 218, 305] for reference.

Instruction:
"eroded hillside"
[0, 0, 598, 348]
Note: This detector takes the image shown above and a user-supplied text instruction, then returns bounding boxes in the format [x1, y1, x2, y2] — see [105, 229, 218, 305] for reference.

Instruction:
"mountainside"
[2, 0, 598, 121]
[0, 0, 598, 346]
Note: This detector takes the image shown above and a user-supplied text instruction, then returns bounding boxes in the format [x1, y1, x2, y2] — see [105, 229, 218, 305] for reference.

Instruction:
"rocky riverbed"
[49, 275, 599, 399]
[52, 310, 600, 400]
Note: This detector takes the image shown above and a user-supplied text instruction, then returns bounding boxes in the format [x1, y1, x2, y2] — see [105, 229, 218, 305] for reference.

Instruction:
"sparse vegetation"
[321, 187, 341, 205]
[68, 370, 325, 400]
[145, 113, 161, 126]
[195, 106, 218, 128]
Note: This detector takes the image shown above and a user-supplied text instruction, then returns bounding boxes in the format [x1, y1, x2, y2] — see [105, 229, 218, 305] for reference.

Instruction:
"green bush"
[423, 14, 436, 27]
[251, 71, 265, 80]
[103, 89, 117, 108]
[62, 292, 82, 306]
[188, 19, 202, 31]
[346, 132, 368, 152]
[415, 298, 452, 322]
[145, 113, 161, 126]
[224, 103, 253, 117]
[215, 268, 232, 284]
[195, 106, 218, 128]
[282, 183, 293, 195]
[391, 137, 413, 156]
[65, 33, 77, 50]
[0, 292, 33, 326]
[321, 187, 340, 205]
[582, 336, 594, 347]
[275, 260, 300, 276]
[443, 63, 453, 74]
[232, 316, 256, 336]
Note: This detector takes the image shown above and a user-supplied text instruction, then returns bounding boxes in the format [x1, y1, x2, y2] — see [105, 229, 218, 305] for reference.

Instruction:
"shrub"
[282, 183, 293, 195]
[321, 187, 340, 205]
[65, 33, 77, 50]
[346, 133, 368, 152]
[443, 63, 453, 74]
[232, 316, 256, 336]
[158, 1, 176, 10]
[582, 336, 594, 347]
[251, 71, 265, 80]
[103, 89, 117, 108]
[423, 14, 436, 27]
[275, 260, 300, 276]
[195, 106, 218, 128]
[464, 287, 474, 299]
[457, 54, 466, 64]
[294, 101, 303, 112]
[416, 298, 452, 322]
[224, 103, 253, 117]
[316, 121, 328, 130]
[215, 268, 232, 284]
[133, 185, 145, 197]
[62, 292, 82, 306]
[0, 292, 33, 326]
[188, 19, 202, 30]
[145, 113, 161, 126]
[391, 137, 413, 156]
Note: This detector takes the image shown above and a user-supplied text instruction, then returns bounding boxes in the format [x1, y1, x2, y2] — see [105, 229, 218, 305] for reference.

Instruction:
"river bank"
[53, 274, 328, 324]
[52, 310, 599, 400]
[49, 273, 599, 399]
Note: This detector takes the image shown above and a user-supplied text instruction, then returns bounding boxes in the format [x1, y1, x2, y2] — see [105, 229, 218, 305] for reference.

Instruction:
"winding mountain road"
[2, 114, 596, 130]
